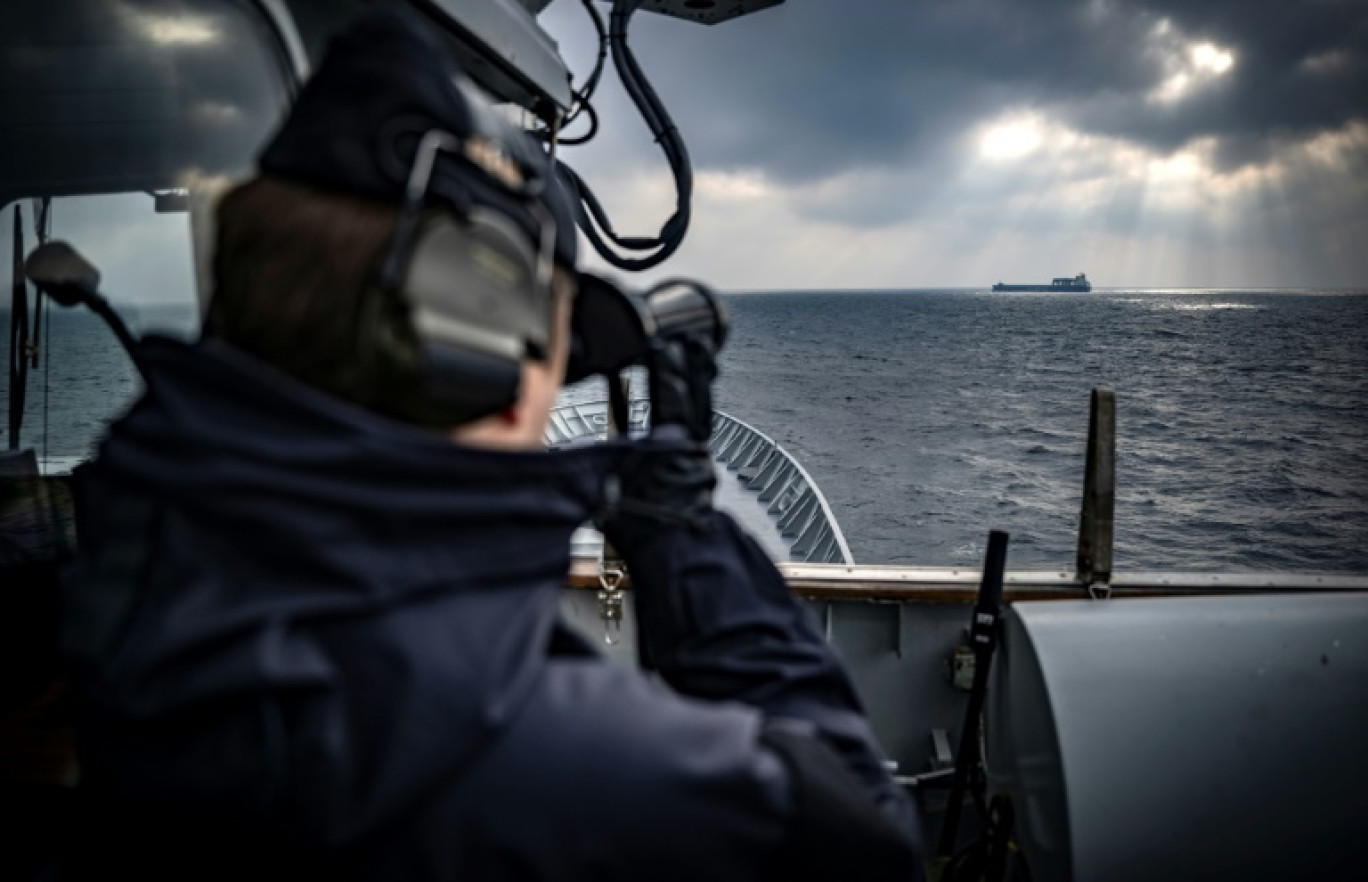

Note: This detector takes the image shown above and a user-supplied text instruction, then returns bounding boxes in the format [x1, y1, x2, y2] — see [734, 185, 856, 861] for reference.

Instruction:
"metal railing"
[565, 558, 1368, 601]
[548, 398, 854, 565]
[562, 386, 1368, 602]
[708, 411, 852, 565]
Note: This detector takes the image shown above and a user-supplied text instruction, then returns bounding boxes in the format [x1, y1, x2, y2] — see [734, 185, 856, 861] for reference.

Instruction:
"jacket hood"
[66, 336, 623, 841]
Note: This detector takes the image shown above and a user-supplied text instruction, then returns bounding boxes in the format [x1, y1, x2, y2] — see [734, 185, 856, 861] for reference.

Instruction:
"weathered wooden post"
[1076, 387, 1116, 592]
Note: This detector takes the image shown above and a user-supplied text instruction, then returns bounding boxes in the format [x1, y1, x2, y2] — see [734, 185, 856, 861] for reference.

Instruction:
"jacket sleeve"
[614, 509, 924, 874]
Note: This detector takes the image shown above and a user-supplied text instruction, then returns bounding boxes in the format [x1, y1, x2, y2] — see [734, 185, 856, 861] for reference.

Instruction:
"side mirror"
[24, 241, 102, 308]
[23, 241, 144, 378]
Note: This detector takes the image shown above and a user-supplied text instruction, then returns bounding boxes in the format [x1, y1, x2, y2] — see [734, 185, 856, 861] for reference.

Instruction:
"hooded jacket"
[62, 338, 921, 881]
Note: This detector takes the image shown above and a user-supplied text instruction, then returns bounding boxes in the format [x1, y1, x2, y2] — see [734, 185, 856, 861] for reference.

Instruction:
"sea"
[4, 287, 1367, 573]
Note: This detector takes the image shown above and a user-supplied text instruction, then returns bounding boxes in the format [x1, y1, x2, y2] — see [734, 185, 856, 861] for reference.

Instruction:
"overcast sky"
[2, 0, 1364, 301]
[541, 0, 1368, 290]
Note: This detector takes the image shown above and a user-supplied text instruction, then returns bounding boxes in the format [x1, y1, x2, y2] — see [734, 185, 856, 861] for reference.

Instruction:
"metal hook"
[598, 568, 625, 646]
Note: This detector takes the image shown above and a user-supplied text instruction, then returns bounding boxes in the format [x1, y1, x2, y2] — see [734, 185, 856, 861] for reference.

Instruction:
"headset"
[369, 129, 559, 427]
[365, 126, 729, 432]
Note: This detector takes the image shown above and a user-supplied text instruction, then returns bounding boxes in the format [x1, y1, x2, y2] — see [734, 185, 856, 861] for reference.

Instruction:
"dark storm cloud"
[547, 0, 1368, 180]
[1074, 0, 1368, 168]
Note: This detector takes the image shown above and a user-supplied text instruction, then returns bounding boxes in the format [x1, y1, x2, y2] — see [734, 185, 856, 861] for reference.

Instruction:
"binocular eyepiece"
[566, 276, 729, 384]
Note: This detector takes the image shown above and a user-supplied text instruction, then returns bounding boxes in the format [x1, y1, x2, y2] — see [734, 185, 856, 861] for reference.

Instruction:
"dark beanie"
[257, 6, 579, 269]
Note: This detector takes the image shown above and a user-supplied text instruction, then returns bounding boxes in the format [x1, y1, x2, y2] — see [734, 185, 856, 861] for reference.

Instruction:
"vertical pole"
[30, 197, 51, 370]
[8, 205, 29, 450]
[937, 530, 1010, 860]
[1076, 387, 1116, 588]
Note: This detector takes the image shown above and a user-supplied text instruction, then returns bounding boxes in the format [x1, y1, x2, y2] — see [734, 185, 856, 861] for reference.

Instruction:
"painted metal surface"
[989, 593, 1368, 881]
[561, 563, 1368, 853]
[708, 411, 853, 565]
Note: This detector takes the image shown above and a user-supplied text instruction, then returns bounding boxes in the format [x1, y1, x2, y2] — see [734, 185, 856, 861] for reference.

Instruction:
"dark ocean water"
[712, 288, 1368, 572]
[4, 288, 1367, 572]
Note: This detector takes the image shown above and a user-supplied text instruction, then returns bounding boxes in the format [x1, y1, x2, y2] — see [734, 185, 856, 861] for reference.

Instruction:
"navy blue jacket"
[62, 338, 921, 880]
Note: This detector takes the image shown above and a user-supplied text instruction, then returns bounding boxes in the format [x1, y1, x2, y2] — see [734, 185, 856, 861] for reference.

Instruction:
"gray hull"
[991, 283, 1091, 292]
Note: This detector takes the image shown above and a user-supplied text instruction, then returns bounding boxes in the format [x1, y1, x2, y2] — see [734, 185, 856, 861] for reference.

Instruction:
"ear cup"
[370, 208, 555, 426]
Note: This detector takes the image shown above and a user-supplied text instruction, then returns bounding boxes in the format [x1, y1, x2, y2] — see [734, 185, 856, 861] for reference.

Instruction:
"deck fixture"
[937, 530, 1010, 862]
[1076, 387, 1116, 596]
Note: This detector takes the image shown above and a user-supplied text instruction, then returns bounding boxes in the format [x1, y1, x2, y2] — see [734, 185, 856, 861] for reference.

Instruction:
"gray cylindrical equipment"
[988, 593, 1368, 881]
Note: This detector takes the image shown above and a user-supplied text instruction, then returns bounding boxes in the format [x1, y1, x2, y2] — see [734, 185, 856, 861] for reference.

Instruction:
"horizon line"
[3, 284, 1367, 312]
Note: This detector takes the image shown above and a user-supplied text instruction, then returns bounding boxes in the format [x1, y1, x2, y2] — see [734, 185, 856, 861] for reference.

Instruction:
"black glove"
[648, 334, 717, 443]
[598, 334, 719, 551]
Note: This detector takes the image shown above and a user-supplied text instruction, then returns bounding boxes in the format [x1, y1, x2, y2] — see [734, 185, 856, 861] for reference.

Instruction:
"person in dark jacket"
[61, 8, 922, 881]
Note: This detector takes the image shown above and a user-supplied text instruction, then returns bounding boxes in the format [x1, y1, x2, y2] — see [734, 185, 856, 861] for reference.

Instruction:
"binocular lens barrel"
[644, 281, 730, 350]
[565, 276, 728, 383]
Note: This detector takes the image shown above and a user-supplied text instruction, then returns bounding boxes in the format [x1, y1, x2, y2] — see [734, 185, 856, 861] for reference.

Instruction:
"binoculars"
[566, 275, 730, 384]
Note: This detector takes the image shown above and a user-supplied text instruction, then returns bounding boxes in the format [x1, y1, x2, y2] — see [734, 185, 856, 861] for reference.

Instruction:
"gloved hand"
[648, 333, 717, 443]
[598, 333, 719, 552]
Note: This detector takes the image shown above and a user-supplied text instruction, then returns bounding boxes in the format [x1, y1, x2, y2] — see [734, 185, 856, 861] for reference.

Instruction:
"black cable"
[613, 3, 688, 181]
[529, 0, 607, 145]
[559, 99, 599, 146]
[561, 0, 693, 271]
[87, 296, 145, 378]
[611, 0, 691, 244]
[557, 160, 661, 251]
[611, 2, 665, 132]
[567, 0, 609, 121]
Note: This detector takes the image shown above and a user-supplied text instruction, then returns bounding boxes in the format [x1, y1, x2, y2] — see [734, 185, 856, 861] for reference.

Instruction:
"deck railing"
[549, 399, 854, 565]
[708, 411, 852, 565]
[556, 386, 1368, 601]
[565, 558, 1368, 601]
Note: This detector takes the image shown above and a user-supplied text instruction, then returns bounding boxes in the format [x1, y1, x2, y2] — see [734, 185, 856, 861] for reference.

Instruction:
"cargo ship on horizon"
[993, 273, 1091, 292]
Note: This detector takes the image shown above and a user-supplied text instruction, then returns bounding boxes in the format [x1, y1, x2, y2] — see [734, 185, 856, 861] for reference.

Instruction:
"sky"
[2, 0, 1365, 301]
[539, 0, 1368, 290]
